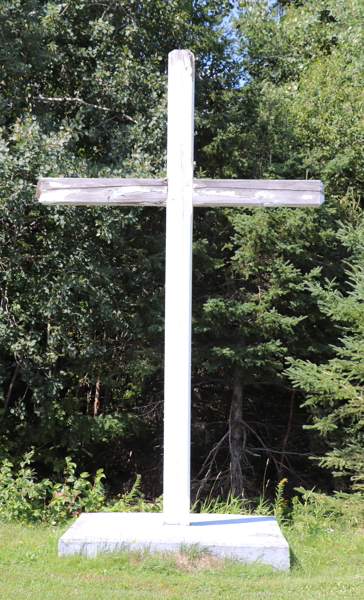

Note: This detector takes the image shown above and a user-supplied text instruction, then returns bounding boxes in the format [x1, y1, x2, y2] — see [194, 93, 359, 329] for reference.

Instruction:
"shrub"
[0, 452, 105, 524]
[0, 453, 51, 523]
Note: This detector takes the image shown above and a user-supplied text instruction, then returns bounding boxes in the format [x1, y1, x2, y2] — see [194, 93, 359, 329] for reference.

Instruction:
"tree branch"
[34, 95, 138, 124]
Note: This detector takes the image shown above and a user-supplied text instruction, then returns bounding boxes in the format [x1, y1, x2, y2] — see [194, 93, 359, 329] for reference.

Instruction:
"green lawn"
[0, 522, 363, 599]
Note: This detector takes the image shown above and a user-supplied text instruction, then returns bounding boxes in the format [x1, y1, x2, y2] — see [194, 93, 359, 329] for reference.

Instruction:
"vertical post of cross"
[163, 50, 195, 525]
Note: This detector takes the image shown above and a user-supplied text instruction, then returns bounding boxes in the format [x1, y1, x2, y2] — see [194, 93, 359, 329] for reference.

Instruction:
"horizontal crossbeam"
[37, 177, 324, 207]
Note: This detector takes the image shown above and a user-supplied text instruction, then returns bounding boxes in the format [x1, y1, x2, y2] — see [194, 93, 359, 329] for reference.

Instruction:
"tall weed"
[1, 452, 363, 537]
[104, 474, 162, 513]
[289, 486, 364, 535]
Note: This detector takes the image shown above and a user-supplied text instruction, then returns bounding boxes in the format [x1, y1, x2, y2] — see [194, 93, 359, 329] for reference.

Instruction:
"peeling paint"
[255, 191, 276, 199]
[262, 201, 283, 207]
[48, 181, 70, 188]
[108, 187, 167, 201]
[197, 188, 239, 197]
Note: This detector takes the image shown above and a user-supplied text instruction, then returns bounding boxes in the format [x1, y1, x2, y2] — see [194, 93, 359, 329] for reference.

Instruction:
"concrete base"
[59, 513, 289, 570]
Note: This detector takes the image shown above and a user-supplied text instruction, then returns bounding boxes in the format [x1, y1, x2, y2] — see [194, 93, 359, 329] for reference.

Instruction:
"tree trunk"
[278, 390, 295, 480]
[86, 385, 91, 415]
[229, 368, 245, 496]
[93, 375, 101, 417]
[0, 364, 20, 422]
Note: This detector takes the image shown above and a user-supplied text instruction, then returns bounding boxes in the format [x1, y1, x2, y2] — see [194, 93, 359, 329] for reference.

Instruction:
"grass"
[0, 520, 363, 599]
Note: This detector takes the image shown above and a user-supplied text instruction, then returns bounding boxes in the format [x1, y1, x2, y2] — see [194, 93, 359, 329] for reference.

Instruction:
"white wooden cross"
[37, 50, 324, 526]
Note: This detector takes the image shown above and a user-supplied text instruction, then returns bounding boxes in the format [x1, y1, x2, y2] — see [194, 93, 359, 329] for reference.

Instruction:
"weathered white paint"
[37, 177, 167, 206]
[256, 191, 275, 198]
[38, 178, 323, 207]
[262, 201, 283, 207]
[163, 49, 195, 526]
[107, 186, 164, 198]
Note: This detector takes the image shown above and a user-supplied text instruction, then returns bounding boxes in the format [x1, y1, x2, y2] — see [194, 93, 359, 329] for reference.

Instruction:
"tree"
[0, 0, 238, 489]
[286, 219, 364, 490]
[190, 0, 363, 496]
[1, 0, 362, 500]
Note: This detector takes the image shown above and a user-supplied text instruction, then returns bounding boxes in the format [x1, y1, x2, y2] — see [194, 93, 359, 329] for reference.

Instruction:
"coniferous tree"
[286, 220, 364, 490]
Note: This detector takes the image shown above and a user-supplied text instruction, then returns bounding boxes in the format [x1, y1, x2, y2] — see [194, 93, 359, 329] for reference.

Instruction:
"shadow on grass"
[290, 546, 302, 571]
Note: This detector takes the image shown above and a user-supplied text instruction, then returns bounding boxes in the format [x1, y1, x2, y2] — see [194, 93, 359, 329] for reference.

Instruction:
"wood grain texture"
[193, 191, 323, 207]
[193, 179, 323, 207]
[38, 177, 322, 192]
[194, 179, 323, 191]
[38, 187, 167, 206]
[37, 178, 324, 207]
[37, 178, 166, 195]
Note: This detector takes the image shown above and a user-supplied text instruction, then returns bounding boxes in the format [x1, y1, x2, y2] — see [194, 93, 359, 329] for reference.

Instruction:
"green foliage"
[0, 0, 241, 491]
[105, 474, 163, 513]
[286, 219, 364, 489]
[275, 478, 290, 522]
[0, 452, 51, 523]
[197, 479, 364, 535]
[0, 0, 363, 500]
[195, 479, 293, 522]
[0, 451, 166, 524]
[196, 491, 252, 515]
[289, 487, 364, 535]
[234, 0, 364, 193]
[193, 0, 364, 495]
[49, 457, 105, 522]
[0, 452, 105, 524]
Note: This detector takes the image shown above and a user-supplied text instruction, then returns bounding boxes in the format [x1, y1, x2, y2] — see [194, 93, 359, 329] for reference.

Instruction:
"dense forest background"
[0, 0, 363, 502]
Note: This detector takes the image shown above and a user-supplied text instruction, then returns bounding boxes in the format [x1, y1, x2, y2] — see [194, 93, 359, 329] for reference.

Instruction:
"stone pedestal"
[59, 512, 289, 570]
